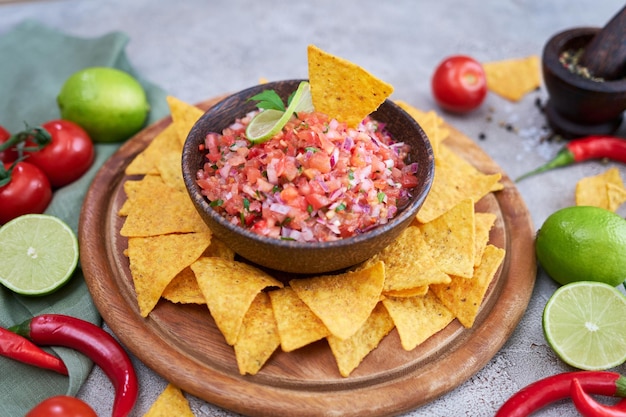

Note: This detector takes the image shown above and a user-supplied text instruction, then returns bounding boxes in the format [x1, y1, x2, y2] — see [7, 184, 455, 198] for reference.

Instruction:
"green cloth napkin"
[0, 20, 169, 415]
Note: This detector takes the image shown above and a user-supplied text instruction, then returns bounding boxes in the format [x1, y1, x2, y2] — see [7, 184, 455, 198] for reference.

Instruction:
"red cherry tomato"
[431, 55, 487, 113]
[0, 161, 52, 225]
[24, 120, 95, 188]
[0, 125, 19, 163]
[25, 395, 97, 417]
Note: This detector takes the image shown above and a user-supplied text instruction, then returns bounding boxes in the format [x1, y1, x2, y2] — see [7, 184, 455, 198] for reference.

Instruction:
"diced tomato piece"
[400, 173, 419, 188]
[306, 152, 332, 174]
[306, 193, 330, 210]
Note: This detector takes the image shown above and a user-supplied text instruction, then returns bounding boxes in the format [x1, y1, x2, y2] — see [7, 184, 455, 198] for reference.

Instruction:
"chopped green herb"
[305, 146, 319, 153]
[210, 199, 224, 207]
[243, 198, 250, 211]
[335, 203, 346, 212]
[247, 90, 285, 111]
[307, 204, 313, 213]
[377, 192, 386, 203]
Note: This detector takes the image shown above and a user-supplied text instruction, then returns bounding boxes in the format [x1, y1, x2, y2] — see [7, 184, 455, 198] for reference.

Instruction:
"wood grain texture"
[78, 96, 536, 417]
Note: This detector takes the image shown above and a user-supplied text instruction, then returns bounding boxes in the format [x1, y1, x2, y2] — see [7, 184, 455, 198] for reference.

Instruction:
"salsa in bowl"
[182, 80, 434, 274]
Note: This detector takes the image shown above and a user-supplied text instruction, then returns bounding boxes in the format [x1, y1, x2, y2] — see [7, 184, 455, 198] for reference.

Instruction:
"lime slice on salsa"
[246, 81, 313, 143]
[0, 214, 79, 295]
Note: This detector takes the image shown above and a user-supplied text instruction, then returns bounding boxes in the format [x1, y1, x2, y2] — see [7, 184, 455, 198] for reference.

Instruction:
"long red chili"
[571, 378, 626, 417]
[0, 327, 67, 375]
[9, 314, 138, 417]
[515, 135, 626, 182]
[494, 371, 626, 417]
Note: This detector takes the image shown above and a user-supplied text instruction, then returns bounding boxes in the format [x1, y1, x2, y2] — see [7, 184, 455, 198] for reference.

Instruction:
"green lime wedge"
[245, 81, 313, 143]
[0, 214, 79, 296]
[543, 281, 626, 370]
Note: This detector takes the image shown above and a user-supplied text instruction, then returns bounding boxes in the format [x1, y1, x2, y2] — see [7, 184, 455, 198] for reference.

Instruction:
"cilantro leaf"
[247, 90, 285, 111]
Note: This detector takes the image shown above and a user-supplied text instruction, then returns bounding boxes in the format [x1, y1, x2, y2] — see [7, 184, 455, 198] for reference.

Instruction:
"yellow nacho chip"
[417, 144, 502, 223]
[161, 238, 236, 305]
[430, 244, 505, 328]
[128, 231, 212, 317]
[474, 212, 497, 267]
[290, 261, 385, 340]
[383, 285, 429, 298]
[191, 257, 283, 345]
[161, 267, 205, 304]
[607, 182, 626, 212]
[120, 176, 209, 237]
[125, 123, 182, 175]
[268, 287, 329, 352]
[382, 291, 454, 351]
[143, 384, 194, 417]
[155, 150, 185, 192]
[418, 198, 476, 278]
[166, 95, 205, 147]
[395, 101, 449, 158]
[361, 225, 450, 292]
[576, 167, 626, 211]
[307, 44, 393, 128]
[327, 302, 395, 377]
[234, 292, 281, 375]
[483, 55, 541, 101]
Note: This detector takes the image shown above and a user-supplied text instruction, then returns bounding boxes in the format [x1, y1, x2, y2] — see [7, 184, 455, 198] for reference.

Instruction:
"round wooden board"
[79, 96, 536, 417]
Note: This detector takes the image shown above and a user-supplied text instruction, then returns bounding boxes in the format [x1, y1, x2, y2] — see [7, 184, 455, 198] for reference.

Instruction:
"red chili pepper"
[516, 135, 626, 182]
[571, 378, 626, 417]
[494, 371, 626, 417]
[9, 314, 138, 417]
[0, 327, 67, 375]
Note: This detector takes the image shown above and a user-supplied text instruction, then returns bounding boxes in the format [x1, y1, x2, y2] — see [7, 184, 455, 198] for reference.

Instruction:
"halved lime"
[0, 214, 79, 296]
[543, 281, 626, 370]
[245, 81, 313, 143]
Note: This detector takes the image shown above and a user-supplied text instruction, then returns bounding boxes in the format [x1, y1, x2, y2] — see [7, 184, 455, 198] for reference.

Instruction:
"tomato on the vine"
[24, 120, 95, 188]
[0, 161, 52, 225]
[431, 55, 487, 113]
[25, 395, 97, 417]
[0, 125, 18, 163]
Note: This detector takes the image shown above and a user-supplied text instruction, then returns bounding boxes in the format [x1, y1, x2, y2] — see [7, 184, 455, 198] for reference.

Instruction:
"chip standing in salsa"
[196, 110, 419, 242]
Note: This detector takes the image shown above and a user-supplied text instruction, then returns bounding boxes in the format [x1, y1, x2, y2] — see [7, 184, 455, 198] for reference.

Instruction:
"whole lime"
[57, 67, 150, 143]
[535, 206, 626, 287]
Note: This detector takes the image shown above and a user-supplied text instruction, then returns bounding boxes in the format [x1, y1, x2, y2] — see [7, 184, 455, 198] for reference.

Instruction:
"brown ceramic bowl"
[182, 80, 434, 274]
[543, 27, 626, 137]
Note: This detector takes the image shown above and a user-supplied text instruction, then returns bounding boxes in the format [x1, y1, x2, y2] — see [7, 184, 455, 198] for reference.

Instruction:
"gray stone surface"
[2, 0, 626, 415]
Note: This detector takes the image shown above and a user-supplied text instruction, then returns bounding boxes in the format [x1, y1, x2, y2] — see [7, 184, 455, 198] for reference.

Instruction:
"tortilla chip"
[383, 285, 429, 298]
[202, 237, 236, 260]
[418, 198, 476, 278]
[483, 55, 541, 101]
[290, 261, 385, 340]
[307, 44, 393, 128]
[120, 176, 210, 237]
[234, 292, 281, 375]
[143, 384, 194, 417]
[430, 244, 505, 328]
[161, 267, 205, 304]
[156, 150, 186, 192]
[125, 123, 182, 175]
[128, 231, 212, 317]
[576, 167, 626, 211]
[607, 182, 626, 212]
[474, 212, 497, 267]
[191, 257, 283, 345]
[382, 291, 455, 351]
[327, 302, 395, 377]
[166, 95, 205, 147]
[268, 287, 329, 352]
[361, 225, 450, 292]
[395, 101, 449, 158]
[417, 145, 502, 223]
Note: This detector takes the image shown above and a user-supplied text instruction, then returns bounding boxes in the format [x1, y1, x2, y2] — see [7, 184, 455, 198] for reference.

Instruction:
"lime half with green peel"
[0, 214, 79, 295]
[245, 81, 313, 143]
[535, 206, 626, 287]
[543, 281, 626, 370]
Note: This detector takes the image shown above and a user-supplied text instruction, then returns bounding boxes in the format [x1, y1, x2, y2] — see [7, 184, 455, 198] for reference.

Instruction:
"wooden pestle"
[579, 5, 626, 80]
